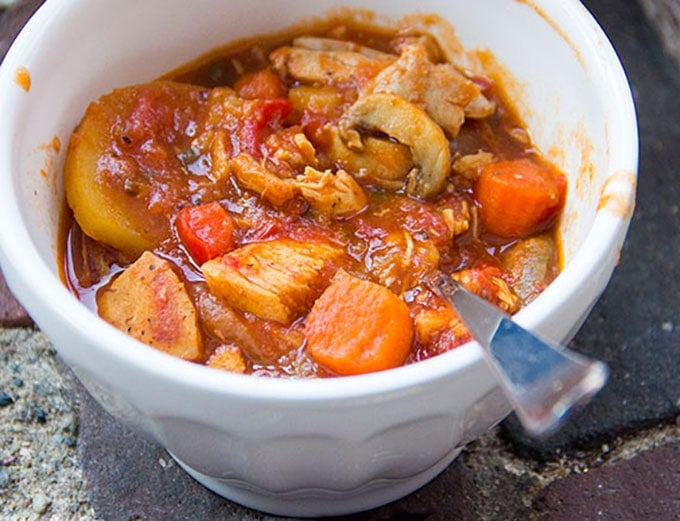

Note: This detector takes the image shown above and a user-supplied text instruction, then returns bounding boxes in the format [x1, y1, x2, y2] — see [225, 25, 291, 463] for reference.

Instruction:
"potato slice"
[98, 251, 203, 361]
[202, 239, 343, 324]
[64, 81, 210, 256]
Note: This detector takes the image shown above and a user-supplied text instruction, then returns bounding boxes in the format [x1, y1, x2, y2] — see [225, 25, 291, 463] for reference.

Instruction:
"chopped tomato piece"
[241, 98, 293, 156]
[453, 264, 520, 313]
[176, 202, 235, 265]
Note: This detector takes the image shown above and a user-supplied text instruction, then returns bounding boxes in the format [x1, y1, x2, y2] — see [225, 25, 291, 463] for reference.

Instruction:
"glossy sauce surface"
[62, 18, 564, 377]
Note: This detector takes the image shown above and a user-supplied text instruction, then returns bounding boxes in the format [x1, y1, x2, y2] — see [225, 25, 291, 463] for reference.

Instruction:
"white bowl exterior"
[0, 0, 637, 516]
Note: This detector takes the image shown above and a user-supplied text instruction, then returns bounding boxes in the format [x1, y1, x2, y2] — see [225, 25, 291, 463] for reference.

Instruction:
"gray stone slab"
[502, 0, 680, 460]
[0, 269, 32, 327]
[533, 443, 680, 520]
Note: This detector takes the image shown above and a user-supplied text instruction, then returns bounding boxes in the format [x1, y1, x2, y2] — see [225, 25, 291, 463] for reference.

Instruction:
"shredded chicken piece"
[339, 93, 451, 199]
[394, 15, 469, 68]
[414, 305, 469, 346]
[362, 231, 440, 294]
[492, 276, 521, 313]
[368, 43, 493, 136]
[452, 267, 521, 314]
[294, 166, 367, 218]
[392, 34, 445, 63]
[441, 201, 471, 238]
[452, 150, 496, 181]
[229, 153, 297, 206]
[368, 44, 429, 105]
[264, 128, 318, 171]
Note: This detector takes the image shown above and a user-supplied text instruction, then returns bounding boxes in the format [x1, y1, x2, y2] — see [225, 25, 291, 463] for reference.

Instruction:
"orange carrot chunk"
[305, 273, 414, 376]
[475, 158, 566, 238]
[234, 70, 288, 100]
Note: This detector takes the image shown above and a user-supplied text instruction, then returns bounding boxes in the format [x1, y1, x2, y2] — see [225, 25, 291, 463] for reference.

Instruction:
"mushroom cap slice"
[340, 93, 451, 199]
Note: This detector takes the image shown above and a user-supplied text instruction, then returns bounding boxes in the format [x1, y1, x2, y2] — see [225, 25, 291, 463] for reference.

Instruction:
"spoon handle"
[426, 271, 608, 436]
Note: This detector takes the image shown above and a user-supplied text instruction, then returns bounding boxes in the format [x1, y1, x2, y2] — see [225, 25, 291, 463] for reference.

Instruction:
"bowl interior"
[0, 0, 637, 394]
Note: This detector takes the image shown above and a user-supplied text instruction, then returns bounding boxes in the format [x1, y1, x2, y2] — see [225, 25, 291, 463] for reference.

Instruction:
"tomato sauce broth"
[62, 16, 564, 378]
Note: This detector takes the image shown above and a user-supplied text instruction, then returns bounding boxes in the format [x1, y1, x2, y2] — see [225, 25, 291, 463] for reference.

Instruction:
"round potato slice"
[64, 81, 210, 255]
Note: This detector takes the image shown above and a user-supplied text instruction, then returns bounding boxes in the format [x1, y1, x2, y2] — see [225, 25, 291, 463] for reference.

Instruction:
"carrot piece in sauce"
[234, 69, 288, 100]
[475, 158, 566, 238]
[305, 273, 414, 376]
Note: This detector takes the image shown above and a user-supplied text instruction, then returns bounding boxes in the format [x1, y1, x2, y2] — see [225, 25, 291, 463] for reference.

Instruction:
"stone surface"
[502, 0, 680, 460]
[0, 269, 32, 327]
[639, 0, 680, 68]
[533, 443, 680, 520]
[72, 373, 680, 520]
[0, 329, 94, 519]
[0, 0, 40, 57]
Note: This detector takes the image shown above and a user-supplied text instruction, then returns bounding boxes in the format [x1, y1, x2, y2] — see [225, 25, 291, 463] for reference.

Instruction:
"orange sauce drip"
[14, 66, 31, 92]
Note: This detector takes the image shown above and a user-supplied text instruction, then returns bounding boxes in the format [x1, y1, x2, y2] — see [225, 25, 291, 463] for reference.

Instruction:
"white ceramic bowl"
[0, 0, 637, 516]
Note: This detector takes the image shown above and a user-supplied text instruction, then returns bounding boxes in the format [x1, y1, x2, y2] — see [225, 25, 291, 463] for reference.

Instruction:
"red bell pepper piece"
[176, 202, 235, 265]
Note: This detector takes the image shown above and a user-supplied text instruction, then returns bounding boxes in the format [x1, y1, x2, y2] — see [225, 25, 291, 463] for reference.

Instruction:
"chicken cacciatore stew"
[61, 14, 566, 378]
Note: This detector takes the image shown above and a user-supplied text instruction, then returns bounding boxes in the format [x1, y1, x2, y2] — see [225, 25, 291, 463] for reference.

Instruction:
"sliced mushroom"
[320, 126, 413, 189]
[294, 166, 367, 218]
[339, 93, 451, 199]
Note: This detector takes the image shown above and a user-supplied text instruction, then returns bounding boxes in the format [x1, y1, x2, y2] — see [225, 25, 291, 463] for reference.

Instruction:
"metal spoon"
[426, 271, 609, 436]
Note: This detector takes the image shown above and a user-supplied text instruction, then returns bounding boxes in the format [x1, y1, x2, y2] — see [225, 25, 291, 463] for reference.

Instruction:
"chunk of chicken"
[368, 44, 428, 103]
[294, 166, 367, 218]
[452, 150, 496, 181]
[206, 345, 246, 373]
[98, 251, 202, 361]
[270, 47, 393, 88]
[414, 305, 469, 347]
[452, 266, 521, 314]
[394, 14, 469, 68]
[202, 239, 344, 324]
[292, 36, 394, 60]
[340, 92, 451, 199]
[369, 44, 493, 136]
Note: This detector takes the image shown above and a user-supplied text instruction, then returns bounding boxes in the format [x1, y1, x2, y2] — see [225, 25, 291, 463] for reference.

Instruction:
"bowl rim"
[0, 0, 638, 404]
